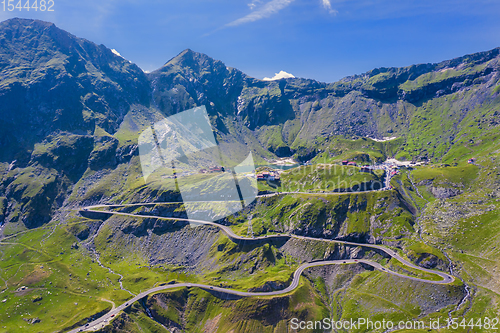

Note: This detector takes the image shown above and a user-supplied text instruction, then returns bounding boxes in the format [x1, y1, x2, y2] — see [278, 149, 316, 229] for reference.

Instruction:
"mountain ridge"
[0, 17, 499, 230]
[0, 18, 500, 333]
[0, 18, 151, 162]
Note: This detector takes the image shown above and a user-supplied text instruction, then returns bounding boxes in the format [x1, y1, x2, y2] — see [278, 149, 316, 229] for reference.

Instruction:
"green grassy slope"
[2, 19, 500, 333]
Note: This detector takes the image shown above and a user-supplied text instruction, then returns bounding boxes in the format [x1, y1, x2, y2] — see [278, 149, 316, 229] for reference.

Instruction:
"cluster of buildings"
[199, 166, 225, 173]
[389, 168, 399, 176]
[256, 171, 280, 181]
[360, 166, 373, 173]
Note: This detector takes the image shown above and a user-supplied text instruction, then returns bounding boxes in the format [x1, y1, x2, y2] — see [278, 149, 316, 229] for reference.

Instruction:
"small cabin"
[209, 166, 224, 173]
[341, 160, 349, 165]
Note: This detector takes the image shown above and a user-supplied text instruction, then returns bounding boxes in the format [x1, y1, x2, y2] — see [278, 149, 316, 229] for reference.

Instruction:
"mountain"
[148, 46, 500, 162]
[0, 18, 150, 163]
[0, 18, 152, 227]
[0, 18, 499, 333]
[1, 18, 499, 169]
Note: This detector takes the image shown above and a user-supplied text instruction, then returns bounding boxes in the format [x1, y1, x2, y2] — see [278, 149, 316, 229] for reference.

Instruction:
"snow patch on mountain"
[111, 49, 123, 57]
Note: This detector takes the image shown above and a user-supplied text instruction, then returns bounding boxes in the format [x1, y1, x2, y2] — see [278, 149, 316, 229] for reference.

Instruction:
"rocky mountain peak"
[0, 18, 150, 162]
[155, 48, 235, 81]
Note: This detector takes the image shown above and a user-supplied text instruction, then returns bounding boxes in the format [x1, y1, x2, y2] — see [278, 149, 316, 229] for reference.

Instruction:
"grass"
[341, 268, 466, 330]
[0, 186, 494, 333]
[411, 164, 479, 188]
[0, 201, 432, 332]
[0, 225, 124, 332]
[264, 163, 384, 193]
[399, 63, 488, 92]
[386, 258, 444, 282]
[226, 191, 416, 242]
[2, 27, 500, 333]
[393, 86, 500, 163]
[139, 279, 328, 333]
[256, 124, 289, 153]
[312, 137, 405, 164]
[390, 171, 428, 209]
[2, 145, 498, 332]
[405, 241, 447, 262]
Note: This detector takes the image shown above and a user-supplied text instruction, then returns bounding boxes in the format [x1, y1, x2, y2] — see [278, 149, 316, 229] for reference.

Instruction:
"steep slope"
[0, 18, 150, 163]
[0, 18, 500, 333]
[0, 17, 498, 239]
[150, 47, 500, 163]
[0, 18, 150, 229]
[150, 49, 294, 128]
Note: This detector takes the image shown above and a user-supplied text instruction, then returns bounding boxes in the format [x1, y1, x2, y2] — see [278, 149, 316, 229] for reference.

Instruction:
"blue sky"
[2, 0, 500, 82]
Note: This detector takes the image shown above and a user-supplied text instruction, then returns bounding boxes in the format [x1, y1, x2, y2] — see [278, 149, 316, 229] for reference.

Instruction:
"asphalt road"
[81, 206, 454, 285]
[69, 257, 450, 333]
[70, 199, 454, 332]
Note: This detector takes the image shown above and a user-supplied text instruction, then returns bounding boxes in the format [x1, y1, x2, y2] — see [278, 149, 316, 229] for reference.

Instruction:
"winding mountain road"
[70, 197, 455, 332]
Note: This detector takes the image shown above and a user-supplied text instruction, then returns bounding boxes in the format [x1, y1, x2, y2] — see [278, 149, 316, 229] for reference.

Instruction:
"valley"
[0, 18, 499, 333]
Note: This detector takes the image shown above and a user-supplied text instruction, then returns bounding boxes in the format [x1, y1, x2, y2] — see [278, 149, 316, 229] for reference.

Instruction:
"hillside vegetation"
[0, 18, 499, 332]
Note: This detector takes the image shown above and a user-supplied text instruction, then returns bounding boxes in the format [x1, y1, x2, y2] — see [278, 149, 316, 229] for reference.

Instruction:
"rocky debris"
[1, 18, 499, 235]
[116, 144, 138, 163]
[304, 264, 365, 296]
[103, 215, 220, 272]
[119, 217, 189, 237]
[417, 179, 433, 186]
[348, 246, 365, 259]
[306, 264, 465, 316]
[421, 199, 496, 231]
[32, 295, 43, 302]
[280, 238, 370, 263]
[88, 136, 119, 170]
[410, 252, 446, 270]
[23, 317, 40, 324]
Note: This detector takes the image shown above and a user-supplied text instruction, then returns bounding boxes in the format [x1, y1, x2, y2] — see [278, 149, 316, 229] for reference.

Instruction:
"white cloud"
[321, 0, 338, 15]
[248, 0, 263, 10]
[227, 0, 294, 27]
[111, 49, 123, 57]
[263, 70, 295, 81]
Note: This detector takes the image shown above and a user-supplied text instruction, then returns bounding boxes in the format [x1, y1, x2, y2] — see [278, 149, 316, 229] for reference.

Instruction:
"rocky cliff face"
[150, 45, 500, 162]
[0, 18, 149, 228]
[0, 18, 150, 163]
[1, 18, 498, 332]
